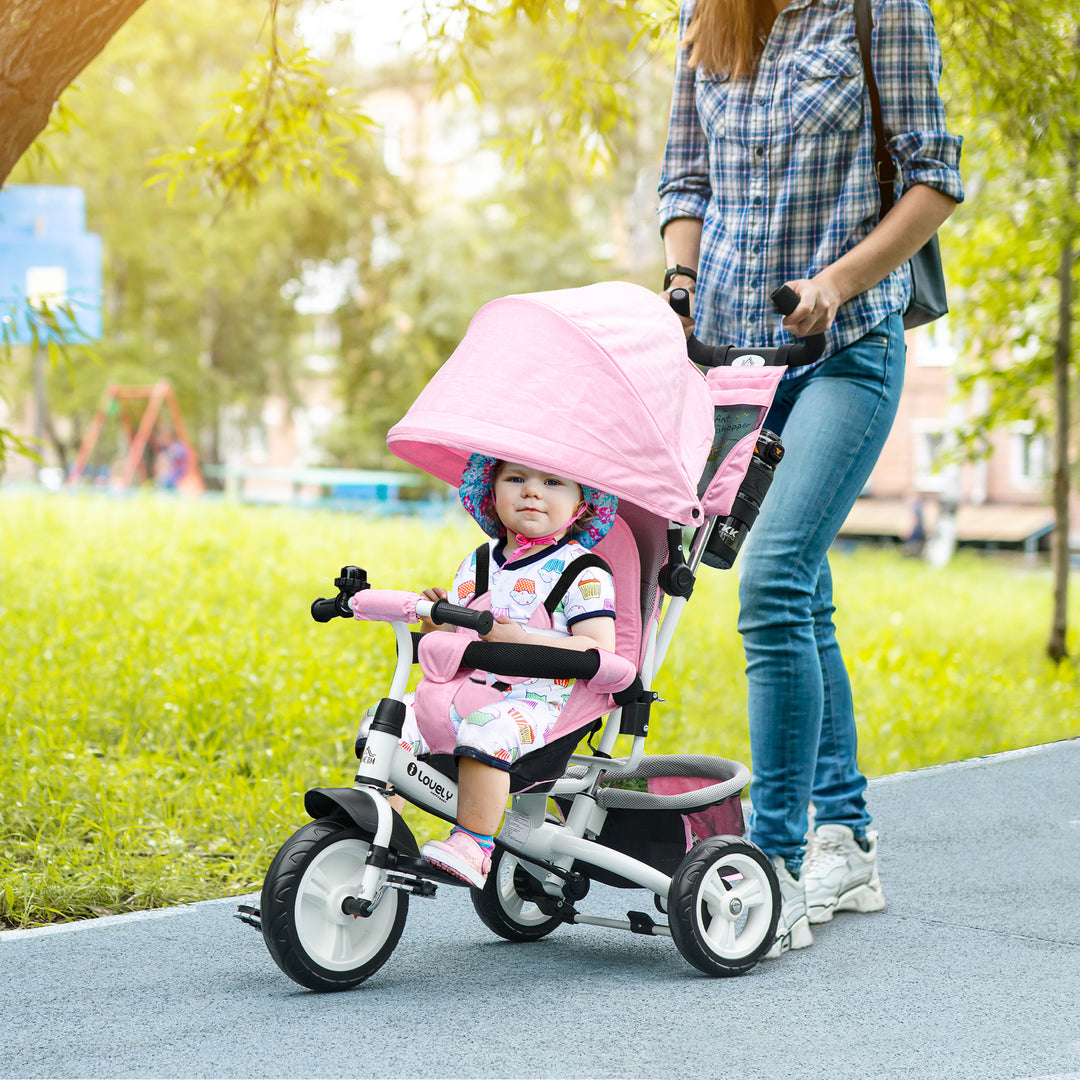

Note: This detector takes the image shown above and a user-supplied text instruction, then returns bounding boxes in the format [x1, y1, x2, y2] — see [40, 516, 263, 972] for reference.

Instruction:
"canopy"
[387, 281, 714, 525]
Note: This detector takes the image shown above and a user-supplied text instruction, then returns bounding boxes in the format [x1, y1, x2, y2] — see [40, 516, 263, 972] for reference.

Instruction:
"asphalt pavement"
[2, 738, 1078, 1080]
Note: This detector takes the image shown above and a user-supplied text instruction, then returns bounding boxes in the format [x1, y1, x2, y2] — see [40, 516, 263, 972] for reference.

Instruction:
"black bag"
[854, 0, 948, 330]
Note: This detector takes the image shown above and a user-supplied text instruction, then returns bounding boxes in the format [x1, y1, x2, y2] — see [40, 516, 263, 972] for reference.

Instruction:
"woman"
[658, 0, 963, 957]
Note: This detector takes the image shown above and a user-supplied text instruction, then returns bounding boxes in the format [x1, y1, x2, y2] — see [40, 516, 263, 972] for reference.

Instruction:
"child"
[356, 453, 618, 888]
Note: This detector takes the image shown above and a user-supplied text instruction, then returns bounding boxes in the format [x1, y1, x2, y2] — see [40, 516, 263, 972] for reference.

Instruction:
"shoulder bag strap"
[854, 0, 897, 215]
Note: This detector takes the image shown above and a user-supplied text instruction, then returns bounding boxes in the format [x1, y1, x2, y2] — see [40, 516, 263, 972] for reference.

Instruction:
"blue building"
[0, 185, 103, 345]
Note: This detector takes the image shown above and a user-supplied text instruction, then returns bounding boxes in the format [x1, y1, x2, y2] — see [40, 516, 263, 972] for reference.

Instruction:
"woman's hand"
[779, 276, 844, 337]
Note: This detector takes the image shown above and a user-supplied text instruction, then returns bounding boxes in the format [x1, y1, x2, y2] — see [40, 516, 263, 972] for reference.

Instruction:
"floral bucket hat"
[459, 453, 618, 550]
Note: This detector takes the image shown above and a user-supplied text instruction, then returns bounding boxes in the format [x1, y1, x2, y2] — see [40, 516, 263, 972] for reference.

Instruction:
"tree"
[6, 0, 398, 472]
[937, 5, 1079, 662]
[0, 0, 151, 184]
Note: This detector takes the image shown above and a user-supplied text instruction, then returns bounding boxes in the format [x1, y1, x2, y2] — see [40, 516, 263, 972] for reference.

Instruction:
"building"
[840, 321, 1060, 554]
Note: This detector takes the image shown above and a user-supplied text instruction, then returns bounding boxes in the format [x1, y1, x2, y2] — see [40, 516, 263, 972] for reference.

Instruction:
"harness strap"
[473, 542, 490, 599]
[543, 554, 613, 619]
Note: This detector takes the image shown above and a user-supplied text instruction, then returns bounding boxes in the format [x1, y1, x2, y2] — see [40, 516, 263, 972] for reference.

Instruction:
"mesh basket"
[558, 755, 748, 887]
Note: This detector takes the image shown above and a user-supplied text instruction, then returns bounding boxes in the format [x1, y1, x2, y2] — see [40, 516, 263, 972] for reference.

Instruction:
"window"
[914, 316, 957, 367]
[912, 420, 948, 491]
[1010, 421, 1050, 488]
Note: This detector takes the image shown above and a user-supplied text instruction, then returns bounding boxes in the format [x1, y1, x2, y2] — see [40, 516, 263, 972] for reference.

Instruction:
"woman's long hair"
[682, 0, 778, 80]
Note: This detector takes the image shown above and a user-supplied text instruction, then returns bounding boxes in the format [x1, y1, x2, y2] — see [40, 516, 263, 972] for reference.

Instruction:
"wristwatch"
[663, 264, 697, 290]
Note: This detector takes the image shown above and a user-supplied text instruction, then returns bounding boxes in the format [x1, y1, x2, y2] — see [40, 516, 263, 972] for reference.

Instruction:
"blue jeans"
[737, 314, 906, 872]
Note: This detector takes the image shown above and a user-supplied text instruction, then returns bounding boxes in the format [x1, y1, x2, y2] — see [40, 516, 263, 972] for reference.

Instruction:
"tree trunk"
[0, 0, 150, 186]
[1047, 139, 1077, 664]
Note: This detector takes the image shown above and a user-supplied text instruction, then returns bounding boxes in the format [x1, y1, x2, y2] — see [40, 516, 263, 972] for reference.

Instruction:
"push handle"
[670, 285, 826, 368]
[429, 600, 495, 636]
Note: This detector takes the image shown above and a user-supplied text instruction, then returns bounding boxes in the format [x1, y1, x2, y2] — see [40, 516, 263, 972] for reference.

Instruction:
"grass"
[1, 491, 1077, 928]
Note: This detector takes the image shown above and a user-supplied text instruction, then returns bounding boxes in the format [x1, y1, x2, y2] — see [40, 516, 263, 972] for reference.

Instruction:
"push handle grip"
[669, 287, 692, 319]
[769, 284, 800, 316]
[429, 600, 495, 636]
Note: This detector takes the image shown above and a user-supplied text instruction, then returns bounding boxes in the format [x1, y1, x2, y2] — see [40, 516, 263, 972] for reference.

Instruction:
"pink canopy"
[387, 281, 715, 525]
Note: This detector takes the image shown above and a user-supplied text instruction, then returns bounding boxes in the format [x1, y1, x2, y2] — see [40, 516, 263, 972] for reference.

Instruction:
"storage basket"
[558, 754, 748, 887]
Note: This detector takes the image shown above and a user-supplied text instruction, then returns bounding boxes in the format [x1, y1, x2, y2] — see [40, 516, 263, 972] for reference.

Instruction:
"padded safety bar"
[460, 641, 601, 681]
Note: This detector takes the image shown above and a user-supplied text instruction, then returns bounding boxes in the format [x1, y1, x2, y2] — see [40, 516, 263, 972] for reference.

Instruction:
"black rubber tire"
[260, 819, 408, 991]
[668, 836, 780, 977]
[470, 848, 564, 942]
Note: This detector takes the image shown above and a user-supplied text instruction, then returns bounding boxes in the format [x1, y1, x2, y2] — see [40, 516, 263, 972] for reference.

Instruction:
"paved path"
[2, 739, 1078, 1080]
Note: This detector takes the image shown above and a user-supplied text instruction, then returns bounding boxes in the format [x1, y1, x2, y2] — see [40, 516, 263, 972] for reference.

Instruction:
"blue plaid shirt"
[658, 0, 964, 373]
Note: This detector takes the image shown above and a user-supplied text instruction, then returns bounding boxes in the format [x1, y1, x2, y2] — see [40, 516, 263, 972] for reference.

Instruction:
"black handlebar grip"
[770, 284, 826, 366]
[430, 600, 495, 636]
[311, 597, 346, 622]
[669, 287, 692, 319]
[770, 285, 800, 316]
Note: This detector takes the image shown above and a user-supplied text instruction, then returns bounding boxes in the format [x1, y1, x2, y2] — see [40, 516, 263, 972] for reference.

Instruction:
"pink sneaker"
[421, 829, 492, 888]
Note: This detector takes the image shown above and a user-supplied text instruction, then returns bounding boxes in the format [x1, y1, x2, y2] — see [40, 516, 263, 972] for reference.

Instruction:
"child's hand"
[419, 587, 449, 634]
[481, 616, 529, 645]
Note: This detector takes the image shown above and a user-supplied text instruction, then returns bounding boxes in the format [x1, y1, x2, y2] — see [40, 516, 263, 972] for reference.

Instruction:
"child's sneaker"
[764, 856, 813, 959]
[421, 828, 492, 888]
[803, 824, 886, 925]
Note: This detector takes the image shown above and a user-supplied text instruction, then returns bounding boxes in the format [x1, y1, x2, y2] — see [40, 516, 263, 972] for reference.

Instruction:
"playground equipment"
[66, 380, 204, 492]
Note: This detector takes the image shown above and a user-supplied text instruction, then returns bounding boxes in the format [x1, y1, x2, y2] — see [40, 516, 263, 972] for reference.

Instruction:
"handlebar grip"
[770, 285, 800, 316]
[669, 288, 692, 319]
[430, 600, 495, 636]
[769, 285, 826, 366]
[311, 596, 347, 622]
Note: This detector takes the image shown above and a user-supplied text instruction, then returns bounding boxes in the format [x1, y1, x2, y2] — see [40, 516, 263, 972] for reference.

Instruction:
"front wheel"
[668, 836, 779, 977]
[260, 819, 408, 991]
[471, 848, 565, 942]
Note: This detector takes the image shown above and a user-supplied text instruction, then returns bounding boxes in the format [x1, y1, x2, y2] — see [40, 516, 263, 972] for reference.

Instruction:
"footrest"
[234, 903, 261, 931]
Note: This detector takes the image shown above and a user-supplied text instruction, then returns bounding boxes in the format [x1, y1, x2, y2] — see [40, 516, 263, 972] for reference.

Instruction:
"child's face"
[493, 462, 584, 540]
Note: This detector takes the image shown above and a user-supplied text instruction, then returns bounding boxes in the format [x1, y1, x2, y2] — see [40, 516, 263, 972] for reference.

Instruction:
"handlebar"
[311, 567, 494, 635]
[670, 284, 826, 369]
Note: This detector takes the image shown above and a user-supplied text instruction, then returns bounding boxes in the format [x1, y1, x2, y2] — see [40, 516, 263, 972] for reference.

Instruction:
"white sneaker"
[764, 857, 813, 959]
[803, 824, 886, 925]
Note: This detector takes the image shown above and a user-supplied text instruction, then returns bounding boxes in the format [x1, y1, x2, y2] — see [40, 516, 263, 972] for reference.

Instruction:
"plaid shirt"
[658, 0, 964, 373]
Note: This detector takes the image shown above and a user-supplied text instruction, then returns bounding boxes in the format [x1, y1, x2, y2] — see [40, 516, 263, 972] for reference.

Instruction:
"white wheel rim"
[294, 837, 399, 972]
[495, 854, 553, 928]
[695, 851, 773, 960]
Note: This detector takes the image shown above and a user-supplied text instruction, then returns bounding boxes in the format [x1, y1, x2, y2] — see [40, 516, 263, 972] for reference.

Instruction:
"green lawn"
[1, 491, 1077, 928]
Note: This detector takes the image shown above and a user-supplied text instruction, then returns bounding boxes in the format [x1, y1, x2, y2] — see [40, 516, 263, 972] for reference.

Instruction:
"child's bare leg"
[456, 757, 511, 836]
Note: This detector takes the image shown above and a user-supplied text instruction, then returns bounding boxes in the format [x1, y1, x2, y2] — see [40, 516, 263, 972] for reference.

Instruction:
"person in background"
[657, 0, 963, 956]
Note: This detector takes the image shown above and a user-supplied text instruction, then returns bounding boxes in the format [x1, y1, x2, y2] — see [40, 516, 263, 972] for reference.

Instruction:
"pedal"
[234, 903, 262, 931]
[386, 872, 438, 898]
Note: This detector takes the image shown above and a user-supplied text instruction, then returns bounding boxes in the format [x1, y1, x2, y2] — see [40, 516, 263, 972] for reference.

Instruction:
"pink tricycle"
[241, 281, 823, 989]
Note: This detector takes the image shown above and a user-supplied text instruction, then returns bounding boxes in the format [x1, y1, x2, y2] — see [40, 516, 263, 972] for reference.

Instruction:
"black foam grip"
[770, 284, 800, 316]
[669, 288, 692, 318]
[430, 600, 495, 636]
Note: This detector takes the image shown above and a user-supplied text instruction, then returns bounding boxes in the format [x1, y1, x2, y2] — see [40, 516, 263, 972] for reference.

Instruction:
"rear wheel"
[471, 848, 565, 942]
[260, 819, 408, 991]
[668, 836, 779, 977]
